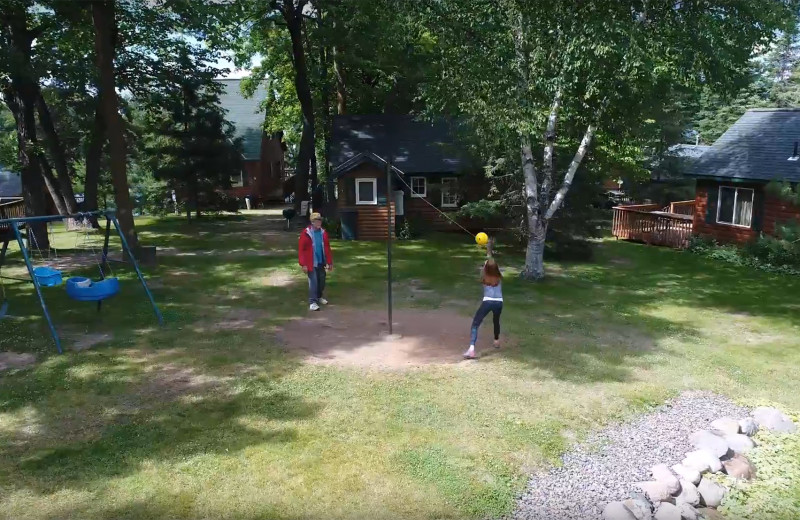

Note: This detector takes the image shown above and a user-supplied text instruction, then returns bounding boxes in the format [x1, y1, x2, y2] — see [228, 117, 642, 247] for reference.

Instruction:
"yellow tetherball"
[475, 232, 489, 246]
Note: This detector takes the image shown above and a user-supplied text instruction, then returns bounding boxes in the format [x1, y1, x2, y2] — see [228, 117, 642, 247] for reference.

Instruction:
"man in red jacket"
[298, 212, 333, 311]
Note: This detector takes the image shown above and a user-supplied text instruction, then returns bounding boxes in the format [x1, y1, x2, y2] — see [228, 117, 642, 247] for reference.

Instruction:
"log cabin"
[687, 108, 800, 244]
[330, 115, 482, 240]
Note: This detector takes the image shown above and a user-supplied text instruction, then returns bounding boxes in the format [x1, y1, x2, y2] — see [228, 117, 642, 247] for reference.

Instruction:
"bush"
[544, 230, 595, 262]
[199, 190, 239, 214]
[322, 216, 341, 239]
[398, 216, 425, 240]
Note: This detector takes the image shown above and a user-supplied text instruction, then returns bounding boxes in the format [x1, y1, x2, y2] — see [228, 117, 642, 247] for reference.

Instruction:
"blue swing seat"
[33, 266, 63, 287]
[65, 277, 121, 302]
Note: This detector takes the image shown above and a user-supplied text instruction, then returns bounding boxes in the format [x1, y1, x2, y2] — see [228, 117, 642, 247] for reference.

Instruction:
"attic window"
[789, 141, 799, 161]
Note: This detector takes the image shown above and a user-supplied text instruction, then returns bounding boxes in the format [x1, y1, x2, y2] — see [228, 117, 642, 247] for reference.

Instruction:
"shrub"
[322, 216, 342, 239]
[544, 230, 594, 262]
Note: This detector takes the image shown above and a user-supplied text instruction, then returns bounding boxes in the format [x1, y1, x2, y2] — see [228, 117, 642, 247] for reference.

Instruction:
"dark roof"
[331, 115, 467, 177]
[667, 143, 711, 159]
[216, 79, 268, 161]
[0, 168, 21, 197]
[688, 109, 800, 182]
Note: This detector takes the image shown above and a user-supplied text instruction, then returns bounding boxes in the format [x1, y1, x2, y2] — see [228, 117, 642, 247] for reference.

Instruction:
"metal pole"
[111, 215, 164, 325]
[13, 222, 62, 353]
[386, 159, 393, 335]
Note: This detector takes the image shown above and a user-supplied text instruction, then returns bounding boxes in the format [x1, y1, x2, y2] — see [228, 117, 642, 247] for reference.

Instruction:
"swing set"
[0, 210, 163, 354]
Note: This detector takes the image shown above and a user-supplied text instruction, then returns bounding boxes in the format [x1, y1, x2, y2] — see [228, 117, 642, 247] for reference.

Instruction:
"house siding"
[694, 179, 800, 244]
[337, 163, 395, 240]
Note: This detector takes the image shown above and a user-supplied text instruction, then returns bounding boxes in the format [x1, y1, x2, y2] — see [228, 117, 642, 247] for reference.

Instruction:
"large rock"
[635, 481, 672, 503]
[603, 501, 638, 520]
[683, 450, 722, 474]
[724, 433, 755, 454]
[723, 454, 756, 480]
[624, 494, 655, 520]
[672, 464, 702, 486]
[753, 406, 797, 434]
[675, 479, 700, 507]
[710, 417, 740, 435]
[678, 502, 700, 520]
[652, 464, 681, 495]
[739, 417, 759, 436]
[697, 479, 726, 508]
[689, 430, 730, 458]
[654, 502, 682, 520]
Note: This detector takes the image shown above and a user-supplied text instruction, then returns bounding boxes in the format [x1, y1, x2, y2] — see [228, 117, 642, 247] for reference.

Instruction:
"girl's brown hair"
[481, 259, 502, 287]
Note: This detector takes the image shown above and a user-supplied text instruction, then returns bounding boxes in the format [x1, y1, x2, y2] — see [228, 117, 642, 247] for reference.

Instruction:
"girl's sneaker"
[493, 339, 500, 349]
[463, 347, 477, 359]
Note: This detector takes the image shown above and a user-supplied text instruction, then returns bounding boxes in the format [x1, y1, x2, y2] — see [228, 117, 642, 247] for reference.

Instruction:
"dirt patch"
[71, 333, 113, 352]
[191, 307, 266, 332]
[261, 269, 297, 287]
[0, 351, 36, 371]
[275, 307, 499, 369]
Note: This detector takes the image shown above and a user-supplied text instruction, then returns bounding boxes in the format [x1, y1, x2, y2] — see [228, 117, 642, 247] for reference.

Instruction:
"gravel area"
[512, 391, 749, 520]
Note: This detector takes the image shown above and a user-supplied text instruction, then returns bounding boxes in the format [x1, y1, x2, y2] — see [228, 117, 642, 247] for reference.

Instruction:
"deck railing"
[0, 198, 25, 233]
[664, 200, 695, 216]
[612, 203, 694, 249]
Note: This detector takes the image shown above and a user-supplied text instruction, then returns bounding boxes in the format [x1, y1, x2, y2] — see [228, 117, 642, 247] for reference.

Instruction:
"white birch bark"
[544, 124, 595, 220]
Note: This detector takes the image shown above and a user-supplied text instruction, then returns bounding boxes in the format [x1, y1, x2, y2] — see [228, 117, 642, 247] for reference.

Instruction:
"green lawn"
[1, 212, 799, 520]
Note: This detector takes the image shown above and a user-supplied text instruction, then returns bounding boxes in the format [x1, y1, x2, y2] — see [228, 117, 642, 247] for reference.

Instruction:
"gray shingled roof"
[216, 79, 267, 161]
[688, 109, 800, 182]
[0, 168, 21, 198]
[331, 115, 467, 177]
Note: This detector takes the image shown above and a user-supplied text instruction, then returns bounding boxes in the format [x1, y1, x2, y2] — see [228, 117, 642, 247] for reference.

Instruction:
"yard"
[1, 210, 799, 520]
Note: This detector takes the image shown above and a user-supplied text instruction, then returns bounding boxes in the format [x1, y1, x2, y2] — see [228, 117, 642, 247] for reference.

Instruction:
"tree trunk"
[545, 125, 595, 219]
[36, 93, 79, 214]
[540, 91, 561, 210]
[84, 95, 104, 227]
[92, 0, 138, 248]
[1, 85, 50, 251]
[39, 155, 69, 216]
[520, 137, 545, 280]
[333, 48, 347, 115]
[281, 1, 314, 212]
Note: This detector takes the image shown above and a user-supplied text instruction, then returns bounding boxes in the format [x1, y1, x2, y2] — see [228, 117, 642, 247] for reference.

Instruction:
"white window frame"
[716, 186, 754, 228]
[410, 176, 427, 198]
[441, 177, 459, 208]
[355, 178, 378, 205]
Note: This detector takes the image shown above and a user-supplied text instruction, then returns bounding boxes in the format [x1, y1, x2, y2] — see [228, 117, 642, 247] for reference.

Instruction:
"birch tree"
[420, 0, 795, 279]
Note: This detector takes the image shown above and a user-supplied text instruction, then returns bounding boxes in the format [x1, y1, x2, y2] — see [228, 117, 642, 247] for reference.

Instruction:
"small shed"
[687, 108, 800, 244]
[330, 115, 477, 240]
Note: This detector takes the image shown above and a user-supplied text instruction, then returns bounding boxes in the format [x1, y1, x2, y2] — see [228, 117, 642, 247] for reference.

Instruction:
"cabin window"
[231, 169, 247, 188]
[356, 178, 378, 205]
[410, 176, 427, 198]
[441, 177, 458, 208]
[716, 186, 753, 228]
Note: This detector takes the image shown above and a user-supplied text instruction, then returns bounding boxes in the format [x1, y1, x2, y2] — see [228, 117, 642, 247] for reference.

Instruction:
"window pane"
[735, 189, 753, 227]
[718, 187, 735, 224]
[358, 181, 374, 202]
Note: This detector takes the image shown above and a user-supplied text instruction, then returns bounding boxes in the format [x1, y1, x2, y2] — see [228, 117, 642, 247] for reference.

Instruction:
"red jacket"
[298, 225, 333, 270]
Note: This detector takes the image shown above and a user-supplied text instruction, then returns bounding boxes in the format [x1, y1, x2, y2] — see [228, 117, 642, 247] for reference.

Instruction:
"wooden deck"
[612, 202, 694, 249]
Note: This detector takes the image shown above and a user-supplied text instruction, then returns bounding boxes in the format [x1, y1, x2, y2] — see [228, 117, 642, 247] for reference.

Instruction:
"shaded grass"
[2, 213, 800, 519]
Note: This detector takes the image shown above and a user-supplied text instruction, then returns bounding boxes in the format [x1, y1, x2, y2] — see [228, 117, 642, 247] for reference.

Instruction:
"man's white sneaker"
[309, 302, 320, 311]
[318, 298, 328, 305]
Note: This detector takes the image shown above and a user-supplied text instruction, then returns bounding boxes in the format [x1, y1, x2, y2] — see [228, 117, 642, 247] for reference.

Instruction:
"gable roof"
[216, 79, 268, 161]
[331, 115, 467, 177]
[688, 108, 800, 183]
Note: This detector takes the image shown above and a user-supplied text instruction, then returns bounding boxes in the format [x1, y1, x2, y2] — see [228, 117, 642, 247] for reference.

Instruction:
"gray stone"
[678, 502, 700, 520]
[697, 479, 726, 508]
[722, 454, 756, 480]
[603, 501, 639, 520]
[625, 494, 655, 520]
[676, 479, 700, 507]
[753, 406, 798, 434]
[710, 417, 740, 435]
[654, 502, 682, 520]
[739, 417, 759, 436]
[672, 464, 702, 485]
[635, 481, 672, 503]
[724, 433, 755, 454]
[652, 464, 681, 495]
[683, 449, 722, 474]
[689, 430, 730, 458]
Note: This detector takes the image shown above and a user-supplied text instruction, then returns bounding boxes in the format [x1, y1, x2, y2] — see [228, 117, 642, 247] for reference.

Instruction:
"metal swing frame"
[0, 210, 163, 354]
